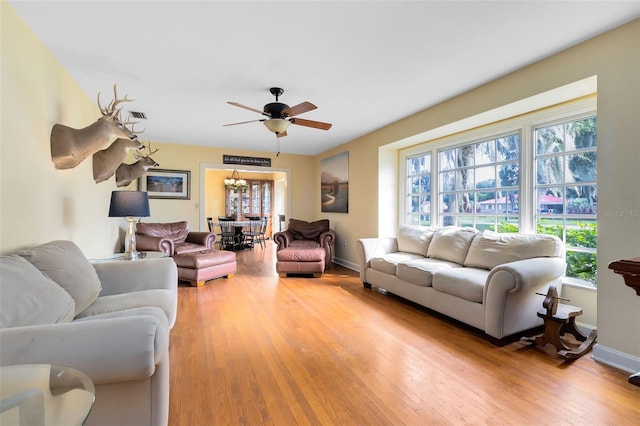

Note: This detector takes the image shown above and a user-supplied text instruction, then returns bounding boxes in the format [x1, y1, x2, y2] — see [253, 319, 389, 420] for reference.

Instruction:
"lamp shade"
[108, 191, 150, 217]
[263, 118, 290, 134]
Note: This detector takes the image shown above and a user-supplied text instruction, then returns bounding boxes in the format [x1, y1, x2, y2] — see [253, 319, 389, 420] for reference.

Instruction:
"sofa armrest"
[186, 232, 216, 249]
[486, 257, 566, 295]
[356, 237, 399, 282]
[484, 257, 566, 339]
[93, 257, 178, 297]
[136, 234, 174, 255]
[0, 315, 168, 385]
[273, 230, 295, 250]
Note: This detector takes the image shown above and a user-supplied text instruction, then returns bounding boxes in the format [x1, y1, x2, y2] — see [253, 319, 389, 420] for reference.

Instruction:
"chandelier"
[224, 169, 248, 192]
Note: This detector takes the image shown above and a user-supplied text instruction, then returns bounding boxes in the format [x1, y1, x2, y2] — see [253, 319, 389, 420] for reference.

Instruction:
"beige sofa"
[0, 240, 177, 426]
[357, 226, 565, 344]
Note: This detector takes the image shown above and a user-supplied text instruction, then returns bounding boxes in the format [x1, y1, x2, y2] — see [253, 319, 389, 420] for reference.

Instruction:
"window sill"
[562, 278, 597, 292]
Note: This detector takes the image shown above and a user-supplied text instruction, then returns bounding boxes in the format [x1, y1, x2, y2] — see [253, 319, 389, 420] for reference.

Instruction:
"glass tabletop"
[1, 364, 95, 426]
[89, 251, 170, 262]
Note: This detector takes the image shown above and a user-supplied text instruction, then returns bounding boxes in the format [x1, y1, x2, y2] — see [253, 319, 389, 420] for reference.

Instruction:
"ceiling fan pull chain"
[276, 136, 280, 157]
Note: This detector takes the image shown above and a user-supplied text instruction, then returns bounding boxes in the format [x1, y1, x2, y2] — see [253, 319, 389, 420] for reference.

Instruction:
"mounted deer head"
[92, 137, 145, 183]
[115, 143, 160, 187]
[50, 84, 143, 170]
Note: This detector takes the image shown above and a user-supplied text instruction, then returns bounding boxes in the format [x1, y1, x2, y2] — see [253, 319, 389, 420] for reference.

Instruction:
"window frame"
[399, 96, 597, 286]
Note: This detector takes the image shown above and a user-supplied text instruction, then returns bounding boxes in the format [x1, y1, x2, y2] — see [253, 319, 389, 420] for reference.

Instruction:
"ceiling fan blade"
[290, 117, 332, 131]
[277, 130, 287, 138]
[227, 102, 269, 117]
[282, 101, 317, 117]
[223, 119, 264, 127]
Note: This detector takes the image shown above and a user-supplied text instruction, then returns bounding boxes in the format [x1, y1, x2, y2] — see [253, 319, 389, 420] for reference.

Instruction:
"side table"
[0, 364, 95, 425]
[608, 257, 640, 386]
[89, 251, 169, 263]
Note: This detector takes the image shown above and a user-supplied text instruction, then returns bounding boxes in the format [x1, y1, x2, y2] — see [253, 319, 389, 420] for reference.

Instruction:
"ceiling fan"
[224, 87, 332, 138]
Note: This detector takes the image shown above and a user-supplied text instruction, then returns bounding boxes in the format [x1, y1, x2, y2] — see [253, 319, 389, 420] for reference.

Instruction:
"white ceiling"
[9, 1, 640, 156]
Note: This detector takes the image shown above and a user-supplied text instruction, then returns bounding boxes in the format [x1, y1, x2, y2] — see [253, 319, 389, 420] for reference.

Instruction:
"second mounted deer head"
[115, 143, 160, 187]
[51, 84, 144, 170]
[92, 136, 145, 183]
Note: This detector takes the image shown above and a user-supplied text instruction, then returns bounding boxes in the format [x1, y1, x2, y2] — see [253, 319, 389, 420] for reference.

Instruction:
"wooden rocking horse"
[521, 285, 597, 359]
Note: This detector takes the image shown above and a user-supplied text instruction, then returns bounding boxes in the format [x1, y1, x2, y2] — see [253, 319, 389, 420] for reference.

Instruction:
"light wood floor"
[169, 242, 640, 425]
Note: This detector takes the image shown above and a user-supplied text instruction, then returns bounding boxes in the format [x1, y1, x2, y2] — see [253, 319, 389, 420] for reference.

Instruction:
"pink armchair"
[136, 221, 216, 256]
[273, 219, 336, 266]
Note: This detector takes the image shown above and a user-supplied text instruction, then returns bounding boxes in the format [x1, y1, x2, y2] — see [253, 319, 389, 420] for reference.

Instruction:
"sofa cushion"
[288, 219, 329, 240]
[370, 252, 424, 275]
[136, 221, 189, 244]
[396, 225, 436, 256]
[427, 227, 478, 264]
[432, 267, 489, 303]
[464, 231, 565, 270]
[0, 255, 75, 328]
[396, 258, 463, 287]
[16, 240, 102, 315]
[75, 289, 175, 325]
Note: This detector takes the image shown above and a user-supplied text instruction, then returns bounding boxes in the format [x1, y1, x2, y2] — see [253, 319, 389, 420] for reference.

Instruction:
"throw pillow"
[427, 227, 478, 264]
[0, 255, 75, 327]
[396, 225, 436, 256]
[288, 219, 330, 240]
[464, 230, 565, 270]
[16, 240, 102, 315]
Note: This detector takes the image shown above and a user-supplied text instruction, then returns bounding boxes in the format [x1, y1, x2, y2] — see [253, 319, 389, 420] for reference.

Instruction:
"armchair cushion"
[136, 221, 189, 244]
[288, 219, 330, 241]
[15, 240, 102, 315]
[0, 255, 75, 328]
[136, 221, 216, 256]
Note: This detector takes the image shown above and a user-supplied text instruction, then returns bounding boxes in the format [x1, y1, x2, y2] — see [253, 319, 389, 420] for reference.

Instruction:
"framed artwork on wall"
[321, 151, 349, 213]
[139, 168, 190, 200]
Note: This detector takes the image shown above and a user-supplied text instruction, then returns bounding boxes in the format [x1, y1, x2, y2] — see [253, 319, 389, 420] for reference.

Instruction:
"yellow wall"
[1, 4, 120, 256]
[2, 4, 638, 368]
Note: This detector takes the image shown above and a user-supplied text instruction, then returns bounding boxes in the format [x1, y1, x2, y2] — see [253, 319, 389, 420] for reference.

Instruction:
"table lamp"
[108, 191, 150, 260]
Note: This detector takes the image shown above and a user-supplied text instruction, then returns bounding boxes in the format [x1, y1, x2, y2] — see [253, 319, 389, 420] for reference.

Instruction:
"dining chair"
[244, 216, 263, 249]
[258, 216, 269, 247]
[217, 217, 243, 250]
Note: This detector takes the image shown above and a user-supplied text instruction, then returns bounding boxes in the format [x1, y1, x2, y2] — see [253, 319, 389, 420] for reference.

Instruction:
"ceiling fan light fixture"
[263, 118, 290, 134]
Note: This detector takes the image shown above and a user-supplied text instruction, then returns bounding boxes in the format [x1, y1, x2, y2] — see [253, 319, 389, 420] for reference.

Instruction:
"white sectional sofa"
[0, 240, 177, 426]
[357, 226, 566, 344]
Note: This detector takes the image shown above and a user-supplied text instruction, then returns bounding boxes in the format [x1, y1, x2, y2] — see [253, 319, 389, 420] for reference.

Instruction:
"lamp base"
[123, 217, 138, 260]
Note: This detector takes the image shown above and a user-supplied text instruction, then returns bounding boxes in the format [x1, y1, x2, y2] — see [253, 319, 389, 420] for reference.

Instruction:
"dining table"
[211, 221, 251, 250]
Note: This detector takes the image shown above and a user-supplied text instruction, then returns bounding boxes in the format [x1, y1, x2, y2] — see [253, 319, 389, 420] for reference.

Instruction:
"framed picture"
[321, 151, 349, 213]
[139, 169, 191, 200]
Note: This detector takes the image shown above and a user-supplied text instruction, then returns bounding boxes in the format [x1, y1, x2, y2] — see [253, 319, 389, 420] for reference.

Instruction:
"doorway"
[199, 163, 290, 236]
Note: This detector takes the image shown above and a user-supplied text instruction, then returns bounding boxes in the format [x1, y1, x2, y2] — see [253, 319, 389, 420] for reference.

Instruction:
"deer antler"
[122, 113, 145, 134]
[97, 84, 134, 118]
[135, 142, 159, 160]
[145, 142, 159, 156]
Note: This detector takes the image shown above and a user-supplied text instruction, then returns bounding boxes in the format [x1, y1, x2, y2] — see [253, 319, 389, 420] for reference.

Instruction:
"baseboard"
[332, 257, 359, 272]
[592, 344, 640, 375]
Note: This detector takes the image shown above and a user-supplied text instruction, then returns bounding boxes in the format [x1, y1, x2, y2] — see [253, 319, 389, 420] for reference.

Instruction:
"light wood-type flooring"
[169, 241, 640, 425]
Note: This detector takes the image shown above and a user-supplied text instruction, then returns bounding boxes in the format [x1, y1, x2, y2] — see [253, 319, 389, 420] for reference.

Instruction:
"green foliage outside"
[498, 219, 597, 285]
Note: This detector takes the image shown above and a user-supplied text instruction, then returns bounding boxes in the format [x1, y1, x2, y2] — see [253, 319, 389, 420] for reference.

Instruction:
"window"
[406, 153, 431, 226]
[438, 134, 520, 232]
[534, 116, 597, 284]
[400, 97, 597, 286]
